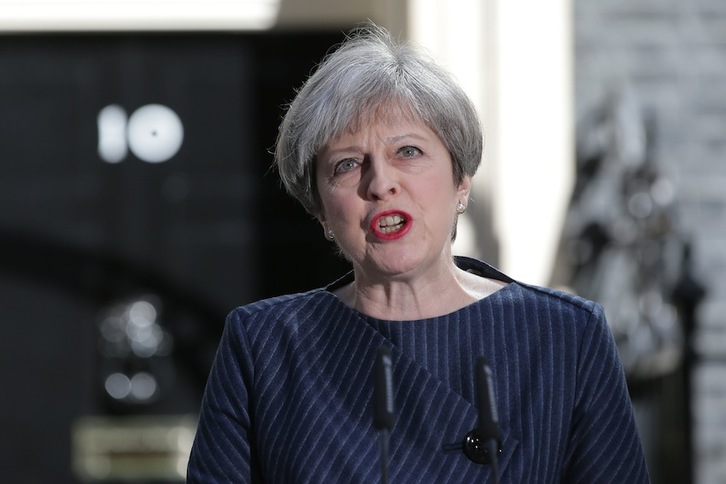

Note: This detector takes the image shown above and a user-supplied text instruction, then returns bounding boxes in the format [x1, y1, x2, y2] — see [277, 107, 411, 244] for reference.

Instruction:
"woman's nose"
[364, 159, 399, 201]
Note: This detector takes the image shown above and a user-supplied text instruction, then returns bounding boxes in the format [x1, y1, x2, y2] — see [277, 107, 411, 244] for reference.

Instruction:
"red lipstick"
[370, 210, 412, 240]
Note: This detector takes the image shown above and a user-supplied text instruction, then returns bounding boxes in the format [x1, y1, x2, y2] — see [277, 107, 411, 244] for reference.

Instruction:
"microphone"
[476, 357, 501, 449]
[462, 357, 501, 483]
[374, 345, 395, 484]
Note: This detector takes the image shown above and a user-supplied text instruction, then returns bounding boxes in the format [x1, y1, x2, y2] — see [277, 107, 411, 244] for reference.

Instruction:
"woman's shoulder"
[229, 288, 335, 321]
[491, 281, 610, 349]
[224, 288, 353, 343]
[458, 255, 603, 317]
[221, 287, 356, 353]
[514, 282, 602, 314]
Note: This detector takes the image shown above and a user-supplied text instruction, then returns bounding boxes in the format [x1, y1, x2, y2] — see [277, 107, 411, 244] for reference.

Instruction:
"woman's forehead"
[358, 99, 419, 125]
[337, 101, 428, 139]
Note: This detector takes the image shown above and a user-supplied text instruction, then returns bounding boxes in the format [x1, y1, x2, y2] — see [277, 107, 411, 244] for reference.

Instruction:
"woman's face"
[315, 112, 471, 282]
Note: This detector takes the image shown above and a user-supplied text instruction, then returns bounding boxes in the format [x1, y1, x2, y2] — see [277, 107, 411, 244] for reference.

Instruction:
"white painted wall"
[409, 0, 574, 285]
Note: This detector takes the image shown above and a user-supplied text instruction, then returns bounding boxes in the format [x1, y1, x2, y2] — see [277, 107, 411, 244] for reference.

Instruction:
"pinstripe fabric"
[187, 257, 649, 483]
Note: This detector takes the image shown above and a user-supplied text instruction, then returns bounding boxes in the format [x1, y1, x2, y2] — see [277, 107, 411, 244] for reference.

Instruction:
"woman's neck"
[333, 262, 508, 321]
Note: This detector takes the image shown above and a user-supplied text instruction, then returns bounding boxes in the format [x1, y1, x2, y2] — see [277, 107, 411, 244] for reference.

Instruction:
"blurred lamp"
[0, 0, 281, 31]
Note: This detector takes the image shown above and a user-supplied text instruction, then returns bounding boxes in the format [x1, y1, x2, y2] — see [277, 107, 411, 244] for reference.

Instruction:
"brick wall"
[574, 1, 726, 483]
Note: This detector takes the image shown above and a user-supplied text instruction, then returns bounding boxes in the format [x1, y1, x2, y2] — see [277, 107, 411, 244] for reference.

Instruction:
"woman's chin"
[358, 250, 430, 280]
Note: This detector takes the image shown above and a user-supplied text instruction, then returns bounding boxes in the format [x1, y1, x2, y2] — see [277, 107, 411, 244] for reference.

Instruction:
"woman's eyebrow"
[321, 145, 363, 159]
[386, 133, 426, 143]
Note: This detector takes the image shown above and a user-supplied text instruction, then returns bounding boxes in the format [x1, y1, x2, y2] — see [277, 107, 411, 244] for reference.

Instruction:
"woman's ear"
[457, 175, 472, 204]
[316, 211, 327, 228]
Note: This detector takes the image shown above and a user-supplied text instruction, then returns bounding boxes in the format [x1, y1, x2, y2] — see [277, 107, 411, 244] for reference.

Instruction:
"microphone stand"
[485, 437, 500, 484]
[379, 428, 390, 484]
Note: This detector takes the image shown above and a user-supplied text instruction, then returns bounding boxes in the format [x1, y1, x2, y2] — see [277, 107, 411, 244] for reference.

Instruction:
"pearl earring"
[326, 227, 335, 240]
[456, 201, 466, 214]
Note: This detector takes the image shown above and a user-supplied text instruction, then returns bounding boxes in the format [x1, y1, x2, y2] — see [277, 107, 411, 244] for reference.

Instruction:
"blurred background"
[0, 0, 722, 483]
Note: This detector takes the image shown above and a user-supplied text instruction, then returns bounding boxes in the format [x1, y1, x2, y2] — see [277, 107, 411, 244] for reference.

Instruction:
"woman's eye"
[399, 146, 422, 158]
[334, 159, 359, 174]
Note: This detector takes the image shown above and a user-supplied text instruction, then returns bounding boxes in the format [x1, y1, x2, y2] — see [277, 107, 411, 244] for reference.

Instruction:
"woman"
[187, 24, 649, 483]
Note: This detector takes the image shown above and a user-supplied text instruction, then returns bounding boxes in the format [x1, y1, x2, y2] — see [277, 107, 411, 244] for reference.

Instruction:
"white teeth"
[378, 214, 405, 234]
[379, 214, 404, 227]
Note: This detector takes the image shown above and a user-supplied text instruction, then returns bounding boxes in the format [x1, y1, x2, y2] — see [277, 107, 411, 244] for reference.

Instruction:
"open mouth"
[370, 210, 412, 239]
[378, 214, 406, 234]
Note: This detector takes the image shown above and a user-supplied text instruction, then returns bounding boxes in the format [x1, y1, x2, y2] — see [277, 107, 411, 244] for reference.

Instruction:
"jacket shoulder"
[225, 288, 338, 337]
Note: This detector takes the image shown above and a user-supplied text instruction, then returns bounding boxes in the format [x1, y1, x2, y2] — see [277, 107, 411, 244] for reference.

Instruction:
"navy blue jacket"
[187, 258, 649, 483]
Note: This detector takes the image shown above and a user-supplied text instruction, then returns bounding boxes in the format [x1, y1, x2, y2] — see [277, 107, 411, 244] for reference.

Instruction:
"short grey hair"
[274, 23, 484, 216]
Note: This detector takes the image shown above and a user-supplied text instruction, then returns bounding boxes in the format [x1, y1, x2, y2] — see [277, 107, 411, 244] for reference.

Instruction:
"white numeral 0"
[98, 104, 184, 164]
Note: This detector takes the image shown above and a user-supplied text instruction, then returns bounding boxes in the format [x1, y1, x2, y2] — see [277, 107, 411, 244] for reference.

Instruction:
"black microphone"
[462, 357, 501, 483]
[476, 357, 501, 448]
[374, 345, 395, 484]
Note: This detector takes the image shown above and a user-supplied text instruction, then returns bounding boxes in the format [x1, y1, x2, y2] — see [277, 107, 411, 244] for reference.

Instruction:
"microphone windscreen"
[374, 345, 395, 430]
[476, 356, 501, 442]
